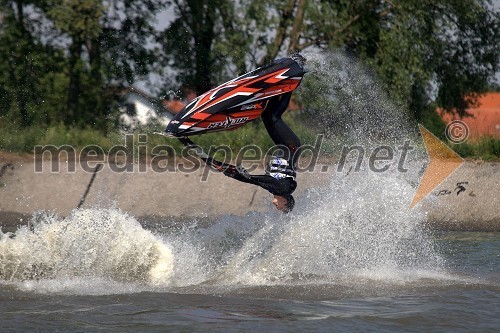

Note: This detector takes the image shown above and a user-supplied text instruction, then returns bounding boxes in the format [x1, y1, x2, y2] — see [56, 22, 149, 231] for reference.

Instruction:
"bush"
[0, 123, 118, 153]
[2, 115, 497, 162]
[451, 136, 500, 160]
[0, 112, 325, 161]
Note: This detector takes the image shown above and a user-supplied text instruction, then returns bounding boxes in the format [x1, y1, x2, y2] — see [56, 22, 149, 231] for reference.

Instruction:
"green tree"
[46, 0, 103, 125]
[238, 0, 498, 119]
[238, 0, 380, 67]
[157, 0, 247, 95]
[0, 0, 63, 127]
[240, 0, 307, 66]
[45, 0, 167, 129]
[366, 0, 499, 119]
[1, 0, 168, 132]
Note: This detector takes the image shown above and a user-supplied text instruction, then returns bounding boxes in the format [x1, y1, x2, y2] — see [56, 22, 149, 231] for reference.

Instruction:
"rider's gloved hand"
[209, 160, 250, 179]
[222, 165, 238, 177]
[236, 165, 251, 180]
[209, 160, 237, 176]
[221, 164, 251, 180]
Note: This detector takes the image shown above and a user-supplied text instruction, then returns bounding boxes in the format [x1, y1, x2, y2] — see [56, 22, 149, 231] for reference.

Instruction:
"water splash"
[214, 169, 445, 286]
[0, 51, 447, 294]
[158, 170, 446, 288]
[0, 208, 173, 287]
[298, 51, 418, 145]
[165, 51, 444, 287]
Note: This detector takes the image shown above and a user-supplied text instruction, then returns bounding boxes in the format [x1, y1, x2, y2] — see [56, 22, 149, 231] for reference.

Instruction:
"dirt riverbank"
[0, 152, 498, 231]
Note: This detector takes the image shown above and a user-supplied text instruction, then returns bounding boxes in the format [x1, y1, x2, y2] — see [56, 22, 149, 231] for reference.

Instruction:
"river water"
[0, 220, 498, 332]
[1, 171, 498, 332]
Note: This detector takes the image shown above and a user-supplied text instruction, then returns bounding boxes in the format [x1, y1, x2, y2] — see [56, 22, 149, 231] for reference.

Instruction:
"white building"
[119, 87, 175, 128]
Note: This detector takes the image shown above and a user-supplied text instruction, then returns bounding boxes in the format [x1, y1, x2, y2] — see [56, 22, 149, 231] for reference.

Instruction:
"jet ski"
[164, 57, 306, 138]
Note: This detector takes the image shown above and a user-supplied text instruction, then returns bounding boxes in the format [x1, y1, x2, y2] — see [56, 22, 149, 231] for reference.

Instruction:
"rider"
[207, 55, 305, 213]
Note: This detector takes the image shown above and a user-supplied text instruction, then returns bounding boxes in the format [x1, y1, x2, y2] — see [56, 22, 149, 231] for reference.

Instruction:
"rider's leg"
[261, 94, 301, 164]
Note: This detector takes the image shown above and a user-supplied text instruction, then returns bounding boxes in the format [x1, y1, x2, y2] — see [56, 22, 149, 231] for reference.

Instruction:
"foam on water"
[0, 208, 173, 292]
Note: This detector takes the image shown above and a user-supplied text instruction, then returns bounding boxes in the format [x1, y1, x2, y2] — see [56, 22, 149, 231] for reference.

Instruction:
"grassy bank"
[451, 137, 500, 161]
[1, 114, 498, 161]
[0, 113, 329, 159]
[0, 124, 118, 153]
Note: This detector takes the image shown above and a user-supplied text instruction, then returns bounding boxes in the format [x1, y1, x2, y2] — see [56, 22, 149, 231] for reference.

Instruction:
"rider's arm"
[211, 159, 297, 195]
[207, 158, 255, 184]
[180, 138, 272, 187]
[208, 158, 289, 194]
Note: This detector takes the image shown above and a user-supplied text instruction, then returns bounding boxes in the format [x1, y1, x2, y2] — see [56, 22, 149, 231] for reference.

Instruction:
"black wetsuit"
[216, 92, 301, 197]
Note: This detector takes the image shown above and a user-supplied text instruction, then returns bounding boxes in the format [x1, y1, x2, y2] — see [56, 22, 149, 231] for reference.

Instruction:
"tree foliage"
[0, 0, 167, 131]
[157, 0, 247, 94]
[234, 0, 499, 119]
[367, 0, 499, 118]
[0, 0, 498, 138]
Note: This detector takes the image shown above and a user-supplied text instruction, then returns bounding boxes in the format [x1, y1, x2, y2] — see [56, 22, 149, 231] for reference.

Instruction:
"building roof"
[438, 92, 500, 140]
[163, 100, 186, 114]
[119, 86, 176, 117]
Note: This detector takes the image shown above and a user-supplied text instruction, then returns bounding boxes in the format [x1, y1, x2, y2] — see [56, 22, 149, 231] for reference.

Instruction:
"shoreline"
[2, 211, 499, 233]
